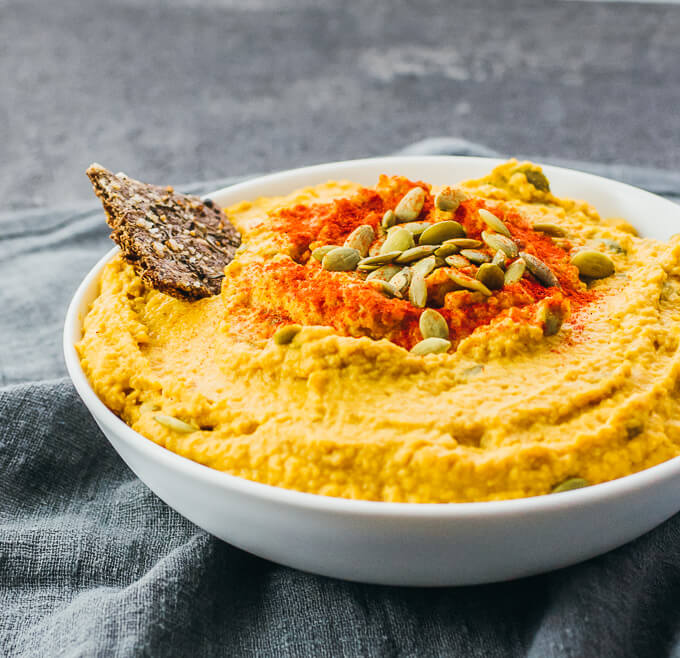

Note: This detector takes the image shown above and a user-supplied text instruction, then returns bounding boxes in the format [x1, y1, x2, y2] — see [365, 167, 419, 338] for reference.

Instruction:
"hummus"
[77, 160, 680, 502]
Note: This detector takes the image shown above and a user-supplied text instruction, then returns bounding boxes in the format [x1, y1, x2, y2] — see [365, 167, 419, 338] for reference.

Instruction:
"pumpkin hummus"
[77, 160, 680, 503]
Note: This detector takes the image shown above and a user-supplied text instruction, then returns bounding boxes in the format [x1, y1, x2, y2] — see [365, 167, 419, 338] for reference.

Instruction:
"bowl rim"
[64, 154, 680, 519]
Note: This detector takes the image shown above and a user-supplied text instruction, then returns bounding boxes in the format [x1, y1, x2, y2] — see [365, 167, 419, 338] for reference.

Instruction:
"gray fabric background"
[2, 138, 680, 657]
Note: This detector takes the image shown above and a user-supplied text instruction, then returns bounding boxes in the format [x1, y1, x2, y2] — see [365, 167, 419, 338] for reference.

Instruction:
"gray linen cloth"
[2, 140, 680, 657]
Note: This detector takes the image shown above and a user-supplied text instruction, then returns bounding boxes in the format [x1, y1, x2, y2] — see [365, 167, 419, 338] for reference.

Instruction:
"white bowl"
[64, 156, 680, 586]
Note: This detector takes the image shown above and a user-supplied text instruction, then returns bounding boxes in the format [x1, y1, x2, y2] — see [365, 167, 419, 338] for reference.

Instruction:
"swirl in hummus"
[77, 160, 680, 502]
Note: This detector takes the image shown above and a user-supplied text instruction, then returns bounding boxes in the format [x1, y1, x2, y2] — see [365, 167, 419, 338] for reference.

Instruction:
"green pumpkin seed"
[394, 187, 426, 222]
[491, 250, 507, 269]
[597, 238, 625, 254]
[322, 246, 362, 272]
[542, 307, 564, 336]
[367, 279, 401, 298]
[570, 250, 615, 279]
[524, 169, 551, 192]
[435, 188, 466, 212]
[395, 245, 439, 264]
[154, 414, 196, 433]
[478, 208, 511, 237]
[504, 258, 526, 284]
[459, 249, 491, 265]
[411, 255, 437, 278]
[410, 337, 451, 356]
[445, 254, 470, 269]
[520, 252, 559, 287]
[475, 263, 505, 290]
[408, 272, 427, 307]
[399, 221, 431, 236]
[380, 227, 414, 254]
[551, 477, 589, 493]
[344, 224, 375, 257]
[381, 209, 397, 229]
[419, 220, 466, 245]
[366, 263, 402, 282]
[390, 267, 412, 295]
[533, 222, 566, 237]
[357, 251, 402, 269]
[273, 324, 302, 345]
[434, 256, 447, 268]
[312, 245, 339, 262]
[448, 271, 492, 296]
[462, 364, 484, 377]
[481, 231, 518, 258]
[434, 243, 459, 258]
[445, 238, 482, 249]
[419, 308, 449, 339]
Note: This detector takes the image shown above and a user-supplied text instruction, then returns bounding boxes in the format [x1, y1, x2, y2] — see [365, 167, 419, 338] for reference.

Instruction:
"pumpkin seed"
[445, 238, 482, 249]
[434, 256, 447, 268]
[357, 251, 402, 269]
[570, 250, 615, 279]
[380, 227, 414, 254]
[504, 258, 526, 284]
[322, 246, 362, 272]
[447, 271, 492, 296]
[459, 249, 491, 265]
[154, 414, 196, 433]
[366, 263, 402, 281]
[312, 245, 338, 262]
[542, 307, 564, 337]
[344, 224, 375, 257]
[410, 337, 451, 356]
[394, 187, 426, 222]
[524, 169, 551, 192]
[520, 252, 559, 287]
[419, 220, 466, 245]
[533, 222, 566, 237]
[481, 231, 518, 258]
[462, 364, 484, 377]
[475, 263, 505, 290]
[367, 279, 401, 298]
[419, 308, 449, 339]
[411, 255, 437, 278]
[551, 477, 589, 494]
[409, 272, 428, 307]
[434, 243, 459, 258]
[491, 250, 507, 269]
[395, 245, 439, 264]
[597, 238, 625, 254]
[390, 267, 412, 296]
[399, 221, 431, 236]
[273, 324, 302, 345]
[435, 187, 466, 212]
[381, 209, 397, 229]
[478, 208, 511, 237]
[445, 254, 470, 269]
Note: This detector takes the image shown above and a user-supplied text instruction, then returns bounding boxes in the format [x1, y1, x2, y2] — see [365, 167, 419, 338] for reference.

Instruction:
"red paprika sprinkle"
[222, 177, 599, 350]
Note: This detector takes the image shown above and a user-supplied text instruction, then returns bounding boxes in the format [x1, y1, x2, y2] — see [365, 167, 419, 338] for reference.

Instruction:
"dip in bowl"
[65, 156, 680, 585]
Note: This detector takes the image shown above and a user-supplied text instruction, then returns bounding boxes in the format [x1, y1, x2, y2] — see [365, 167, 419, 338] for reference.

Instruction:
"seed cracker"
[86, 163, 241, 300]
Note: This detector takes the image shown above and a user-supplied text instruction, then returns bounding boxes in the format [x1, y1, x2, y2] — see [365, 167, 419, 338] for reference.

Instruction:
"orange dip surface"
[77, 160, 680, 503]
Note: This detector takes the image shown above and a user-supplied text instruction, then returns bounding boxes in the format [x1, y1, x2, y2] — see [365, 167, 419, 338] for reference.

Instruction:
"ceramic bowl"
[64, 156, 680, 586]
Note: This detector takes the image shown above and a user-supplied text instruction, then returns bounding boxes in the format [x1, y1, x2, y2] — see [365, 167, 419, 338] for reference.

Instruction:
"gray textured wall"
[2, 0, 679, 211]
